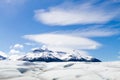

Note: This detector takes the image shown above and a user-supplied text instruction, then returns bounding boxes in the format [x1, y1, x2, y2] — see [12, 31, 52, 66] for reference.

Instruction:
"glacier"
[0, 60, 120, 80]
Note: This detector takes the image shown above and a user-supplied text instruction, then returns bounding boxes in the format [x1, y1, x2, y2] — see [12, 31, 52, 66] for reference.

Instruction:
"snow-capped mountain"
[0, 51, 7, 60]
[0, 55, 6, 60]
[19, 48, 62, 62]
[20, 48, 101, 62]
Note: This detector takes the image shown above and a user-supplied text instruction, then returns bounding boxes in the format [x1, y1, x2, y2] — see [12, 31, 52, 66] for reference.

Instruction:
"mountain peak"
[20, 48, 101, 62]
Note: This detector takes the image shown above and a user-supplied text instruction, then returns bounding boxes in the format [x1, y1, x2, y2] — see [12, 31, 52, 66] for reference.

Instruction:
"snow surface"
[0, 61, 120, 80]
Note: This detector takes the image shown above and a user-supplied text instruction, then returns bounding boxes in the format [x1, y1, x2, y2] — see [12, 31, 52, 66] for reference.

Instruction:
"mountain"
[0, 55, 6, 60]
[19, 48, 62, 62]
[19, 48, 101, 62]
[0, 51, 7, 60]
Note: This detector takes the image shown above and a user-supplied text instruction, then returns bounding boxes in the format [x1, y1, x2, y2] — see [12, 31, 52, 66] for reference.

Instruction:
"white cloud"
[8, 44, 25, 61]
[10, 44, 24, 49]
[24, 34, 101, 52]
[53, 26, 120, 37]
[34, 1, 119, 26]
[8, 54, 24, 61]
[9, 49, 21, 54]
[9, 44, 24, 55]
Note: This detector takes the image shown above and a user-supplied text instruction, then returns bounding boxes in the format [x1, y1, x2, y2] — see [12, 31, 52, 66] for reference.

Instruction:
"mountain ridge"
[0, 48, 101, 62]
[19, 48, 101, 62]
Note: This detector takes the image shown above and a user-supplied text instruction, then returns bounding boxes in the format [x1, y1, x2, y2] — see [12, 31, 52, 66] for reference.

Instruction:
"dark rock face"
[68, 58, 88, 62]
[21, 56, 62, 62]
[21, 57, 101, 62]
[65, 57, 101, 62]
[88, 58, 101, 62]
[22, 57, 101, 62]
[2, 54, 101, 62]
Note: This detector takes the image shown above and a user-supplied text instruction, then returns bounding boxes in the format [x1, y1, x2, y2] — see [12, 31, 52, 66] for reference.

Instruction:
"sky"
[0, 0, 120, 61]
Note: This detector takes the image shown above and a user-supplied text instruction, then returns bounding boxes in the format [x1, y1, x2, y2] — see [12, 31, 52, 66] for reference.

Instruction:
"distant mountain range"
[0, 48, 101, 62]
[0, 55, 6, 60]
[19, 48, 101, 62]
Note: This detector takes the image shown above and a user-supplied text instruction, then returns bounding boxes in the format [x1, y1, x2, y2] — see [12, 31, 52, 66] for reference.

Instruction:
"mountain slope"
[0, 51, 7, 60]
[20, 48, 101, 62]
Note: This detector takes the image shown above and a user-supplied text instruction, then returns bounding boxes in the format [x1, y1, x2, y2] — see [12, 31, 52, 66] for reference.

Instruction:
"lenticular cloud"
[34, 1, 119, 26]
[24, 34, 101, 51]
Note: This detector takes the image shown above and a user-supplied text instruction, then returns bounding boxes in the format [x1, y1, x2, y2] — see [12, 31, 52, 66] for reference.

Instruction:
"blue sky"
[0, 0, 120, 61]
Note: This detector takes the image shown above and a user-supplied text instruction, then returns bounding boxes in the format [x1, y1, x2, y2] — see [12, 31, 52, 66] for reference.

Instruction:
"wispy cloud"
[23, 34, 101, 52]
[24, 42, 36, 46]
[52, 26, 120, 37]
[9, 49, 21, 54]
[10, 44, 24, 49]
[34, 1, 120, 26]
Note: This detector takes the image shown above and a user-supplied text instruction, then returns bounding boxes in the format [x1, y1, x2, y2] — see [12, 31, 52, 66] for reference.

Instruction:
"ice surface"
[0, 60, 120, 80]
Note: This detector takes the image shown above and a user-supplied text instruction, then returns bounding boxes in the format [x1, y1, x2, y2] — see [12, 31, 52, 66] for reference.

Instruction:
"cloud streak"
[52, 26, 120, 37]
[34, 1, 120, 26]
